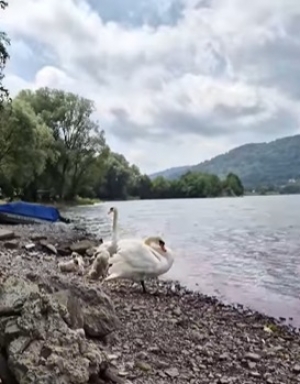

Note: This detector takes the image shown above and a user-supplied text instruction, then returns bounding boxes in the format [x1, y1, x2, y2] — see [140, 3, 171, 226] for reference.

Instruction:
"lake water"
[66, 195, 300, 325]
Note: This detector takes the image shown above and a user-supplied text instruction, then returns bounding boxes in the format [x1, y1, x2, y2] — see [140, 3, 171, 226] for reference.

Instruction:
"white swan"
[88, 207, 119, 279]
[95, 206, 118, 256]
[104, 236, 175, 293]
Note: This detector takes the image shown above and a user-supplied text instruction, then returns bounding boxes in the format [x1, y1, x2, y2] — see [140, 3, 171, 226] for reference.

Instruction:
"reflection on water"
[66, 195, 300, 325]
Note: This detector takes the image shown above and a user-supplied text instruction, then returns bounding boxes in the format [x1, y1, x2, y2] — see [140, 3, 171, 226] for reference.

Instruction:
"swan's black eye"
[109, 207, 114, 211]
[159, 240, 165, 246]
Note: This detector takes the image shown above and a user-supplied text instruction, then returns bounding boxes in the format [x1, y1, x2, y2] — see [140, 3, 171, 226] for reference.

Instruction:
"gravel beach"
[0, 223, 300, 384]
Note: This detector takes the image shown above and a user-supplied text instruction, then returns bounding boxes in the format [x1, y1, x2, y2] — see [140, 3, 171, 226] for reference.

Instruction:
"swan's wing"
[110, 239, 162, 271]
[95, 240, 118, 256]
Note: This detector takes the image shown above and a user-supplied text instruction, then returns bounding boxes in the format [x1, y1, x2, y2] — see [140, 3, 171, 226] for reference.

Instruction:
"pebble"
[1, 225, 300, 384]
[135, 361, 151, 372]
[165, 368, 179, 377]
[292, 364, 300, 374]
[244, 352, 261, 362]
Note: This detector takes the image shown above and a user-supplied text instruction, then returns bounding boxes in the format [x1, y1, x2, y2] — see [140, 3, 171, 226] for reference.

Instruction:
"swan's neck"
[112, 209, 118, 245]
[144, 236, 157, 246]
[151, 245, 173, 264]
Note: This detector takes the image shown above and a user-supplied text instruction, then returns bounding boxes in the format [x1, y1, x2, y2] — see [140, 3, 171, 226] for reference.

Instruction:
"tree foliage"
[0, 1, 10, 109]
[151, 135, 300, 189]
[0, 87, 244, 202]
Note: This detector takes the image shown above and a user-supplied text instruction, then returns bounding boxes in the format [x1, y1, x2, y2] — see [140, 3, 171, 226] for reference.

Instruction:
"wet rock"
[4, 240, 19, 249]
[40, 240, 57, 255]
[0, 229, 16, 241]
[70, 240, 96, 254]
[0, 276, 104, 383]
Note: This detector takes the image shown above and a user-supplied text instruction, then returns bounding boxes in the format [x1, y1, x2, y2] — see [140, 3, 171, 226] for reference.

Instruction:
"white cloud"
[1, 0, 300, 173]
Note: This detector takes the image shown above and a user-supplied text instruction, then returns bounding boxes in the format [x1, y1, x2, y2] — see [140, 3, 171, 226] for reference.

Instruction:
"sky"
[1, 0, 300, 174]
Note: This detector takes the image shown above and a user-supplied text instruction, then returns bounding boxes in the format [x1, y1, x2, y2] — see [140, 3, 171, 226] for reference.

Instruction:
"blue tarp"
[0, 201, 61, 222]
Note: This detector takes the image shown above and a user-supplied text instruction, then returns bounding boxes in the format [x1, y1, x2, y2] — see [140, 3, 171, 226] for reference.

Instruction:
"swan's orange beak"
[159, 241, 167, 252]
[160, 244, 167, 252]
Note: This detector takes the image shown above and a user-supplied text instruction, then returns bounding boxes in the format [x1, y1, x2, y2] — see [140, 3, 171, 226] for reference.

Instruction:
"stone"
[30, 234, 47, 241]
[24, 242, 35, 251]
[244, 352, 261, 362]
[4, 240, 19, 249]
[219, 353, 230, 361]
[135, 361, 151, 372]
[247, 361, 256, 370]
[70, 240, 96, 254]
[26, 273, 120, 340]
[0, 276, 104, 383]
[86, 247, 96, 257]
[40, 240, 57, 255]
[173, 307, 182, 316]
[165, 368, 179, 378]
[219, 378, 231, 384]
[57, 246, 71, 256]
[292, 364, 300, 374]
[53, 290, 85, 330]
[0, 229, 15, 241]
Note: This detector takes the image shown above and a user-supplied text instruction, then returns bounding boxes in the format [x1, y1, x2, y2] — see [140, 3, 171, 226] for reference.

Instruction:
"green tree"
[131, 174, 152, 199]
[17, 88, 108, 199]
[151, 176, 171, 198]
[98, 152, 133, 200]
[223, 172, 244, 196]
[0, 1, 10, 109]
[0, 98, 54, 199]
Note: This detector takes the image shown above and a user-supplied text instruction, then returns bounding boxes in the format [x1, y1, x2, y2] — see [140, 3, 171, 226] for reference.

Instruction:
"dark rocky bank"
[0, 224, 300, 383]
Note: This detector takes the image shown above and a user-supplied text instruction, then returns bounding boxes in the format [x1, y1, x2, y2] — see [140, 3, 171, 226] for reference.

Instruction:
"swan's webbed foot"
[141, 280, 147, 294]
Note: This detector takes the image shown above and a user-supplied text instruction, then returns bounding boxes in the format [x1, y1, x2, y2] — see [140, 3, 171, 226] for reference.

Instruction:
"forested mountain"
[150, 135, 300, 188]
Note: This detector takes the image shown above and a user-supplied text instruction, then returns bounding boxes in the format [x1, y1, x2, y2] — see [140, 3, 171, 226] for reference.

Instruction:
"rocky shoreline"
[0, 223, 300, 383]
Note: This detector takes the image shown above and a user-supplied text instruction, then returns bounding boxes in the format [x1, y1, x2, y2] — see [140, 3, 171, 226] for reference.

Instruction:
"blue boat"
[0, 201, 70, 225]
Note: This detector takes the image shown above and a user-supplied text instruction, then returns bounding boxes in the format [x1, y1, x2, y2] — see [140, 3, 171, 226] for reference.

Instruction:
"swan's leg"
[141, 280, 147, 294]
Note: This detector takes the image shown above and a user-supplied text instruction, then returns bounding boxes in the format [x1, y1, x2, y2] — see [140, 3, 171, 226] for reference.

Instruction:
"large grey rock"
[0, 229, 16, 241]
[39, 240, 57, 255]
[26, 273, 120, 339]
[70, 240, 96, 255]
[0, 275, 118, 383]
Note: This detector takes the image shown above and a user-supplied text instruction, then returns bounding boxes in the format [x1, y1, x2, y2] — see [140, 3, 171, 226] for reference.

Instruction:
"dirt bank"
[0, 223, 300, 384]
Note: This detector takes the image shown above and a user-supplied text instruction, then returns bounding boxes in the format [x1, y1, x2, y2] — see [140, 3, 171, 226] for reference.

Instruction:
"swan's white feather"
[105, 238, 174, 282]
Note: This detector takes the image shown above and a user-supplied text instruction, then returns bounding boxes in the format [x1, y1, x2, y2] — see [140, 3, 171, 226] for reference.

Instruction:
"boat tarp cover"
[0, 201, 61, 222]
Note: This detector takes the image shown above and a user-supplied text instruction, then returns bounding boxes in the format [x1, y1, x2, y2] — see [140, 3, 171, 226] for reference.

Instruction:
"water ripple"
[66, 195, 300, 325]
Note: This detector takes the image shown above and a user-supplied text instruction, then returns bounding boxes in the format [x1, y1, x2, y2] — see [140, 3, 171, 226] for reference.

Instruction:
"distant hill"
[150, 135, 300, 188]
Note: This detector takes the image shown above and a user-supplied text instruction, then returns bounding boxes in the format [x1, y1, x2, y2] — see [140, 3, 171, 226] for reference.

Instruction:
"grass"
[0, 197, 101, 208]
[72, 196, 101, 206]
